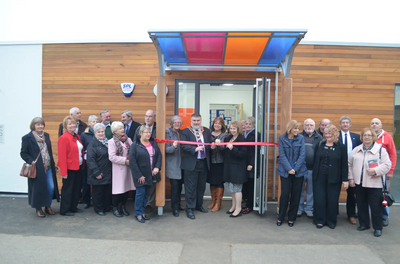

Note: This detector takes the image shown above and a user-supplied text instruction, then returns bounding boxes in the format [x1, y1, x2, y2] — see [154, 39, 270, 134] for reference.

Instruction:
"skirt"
[226, 182, 242, 193]
[207, 162, 224, 185]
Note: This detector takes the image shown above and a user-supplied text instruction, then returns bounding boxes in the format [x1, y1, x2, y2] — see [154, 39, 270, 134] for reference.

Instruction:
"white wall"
[0, 45, 42, 193]
[199, 85, 254, 128]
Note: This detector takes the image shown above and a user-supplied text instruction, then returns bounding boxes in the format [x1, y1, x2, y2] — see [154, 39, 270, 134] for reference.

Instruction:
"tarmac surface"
[0, 196, 399, 264]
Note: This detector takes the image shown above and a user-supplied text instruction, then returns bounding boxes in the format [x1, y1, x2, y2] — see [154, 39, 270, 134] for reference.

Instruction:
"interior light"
[223, 84, 234, 86]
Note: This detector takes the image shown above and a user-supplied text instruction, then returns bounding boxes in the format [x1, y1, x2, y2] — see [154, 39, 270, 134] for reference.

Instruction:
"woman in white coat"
[108, 121, 136, 217]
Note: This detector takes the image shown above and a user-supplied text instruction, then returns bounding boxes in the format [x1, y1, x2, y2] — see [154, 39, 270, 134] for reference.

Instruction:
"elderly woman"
[87, 123, 112, 216]
[242, 116, 260, 214]
[129, 125, 162, 223]
[58, 116, 85, 216]
[20, 117, 60, 217]
[313, 125, 348, 229]
[165, 115, 184, 217]
[208, 117, 227, 212]
[79, 115, 99, 209]
[223, 121, 247, 217]
[277, 120, 307, 227]
[348, 128, 391, 237]
[108, 121, 135, 217]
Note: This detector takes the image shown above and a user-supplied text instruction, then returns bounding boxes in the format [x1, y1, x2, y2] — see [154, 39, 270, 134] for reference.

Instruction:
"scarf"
[113, 134, 130, 157]
[89, 126, 95, 135]
[32, 131, 49, 171]
[96, 136, 108, 147]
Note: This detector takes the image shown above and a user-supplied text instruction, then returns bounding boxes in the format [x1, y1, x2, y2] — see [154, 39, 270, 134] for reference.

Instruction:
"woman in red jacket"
[58, 116, 85, 216]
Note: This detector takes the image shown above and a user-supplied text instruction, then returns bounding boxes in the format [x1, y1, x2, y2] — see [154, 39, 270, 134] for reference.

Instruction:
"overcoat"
[223, 134, 248, 184]
[86, 138, 112, 185]
[165, 127, 181, 180]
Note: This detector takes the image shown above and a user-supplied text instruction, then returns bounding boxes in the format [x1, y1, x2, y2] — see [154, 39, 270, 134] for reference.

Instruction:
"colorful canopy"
[148, 29, 307, 77]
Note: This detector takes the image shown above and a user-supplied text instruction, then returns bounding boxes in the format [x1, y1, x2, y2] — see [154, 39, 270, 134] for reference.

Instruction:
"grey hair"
[121, 110, 132, 118]
[320, 118, 332, 125]
[304, 118, 315, 126]
[69, 107, 80, 115]
[146, 109, 156, 118]
[88, 115, 99, 123]
[339, 116, 352, 124]
[111, 121, 124, 133]
[245, 116, 255, 128]
[169, 115, 183, 127]
[139, 125, 151, 135]
[100, 110, 109, 117]
[93, 123, 105, 133]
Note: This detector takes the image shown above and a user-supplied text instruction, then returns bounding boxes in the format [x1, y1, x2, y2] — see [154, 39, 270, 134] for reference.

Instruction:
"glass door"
[253, 77, 270, 214]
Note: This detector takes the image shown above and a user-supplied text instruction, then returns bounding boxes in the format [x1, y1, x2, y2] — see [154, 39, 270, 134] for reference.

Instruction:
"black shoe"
[179, 206, 185, 211]
[316, 224, 324, 229]
[195, 206, 208, 213]
[142, 214, 150, 220]
[374, 230, 382, 237]
[357, 225, 370, 231]
[382, 218, 389, 227]
[288, 222, 294, 227]
[186, 210, 195, 220]
[97, 211, 106, 216]
[277, 221, 282, 226]
[328, 224, 336, 229]
[135, 215, 145, 223]
[226, 210, 234, 214]
[84, 204, 90, 209]
[121, 205, 130, 216]
[113, 207, 122, 217]
[230, 211, 242, 218]
[72, 208, 83, 213]
[173, 210, 179, 217]
[61, 211, 74, 216]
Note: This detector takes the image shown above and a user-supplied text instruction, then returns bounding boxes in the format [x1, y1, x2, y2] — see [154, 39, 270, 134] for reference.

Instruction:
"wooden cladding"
[42, 43, 400, 202]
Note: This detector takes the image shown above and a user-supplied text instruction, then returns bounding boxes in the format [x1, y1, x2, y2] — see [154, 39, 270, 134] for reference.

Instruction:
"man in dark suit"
[58, 107, 87, 137]
[181, 113, 212, 219]
[338, 115, 362, 225]
[121, 110, 140, 142]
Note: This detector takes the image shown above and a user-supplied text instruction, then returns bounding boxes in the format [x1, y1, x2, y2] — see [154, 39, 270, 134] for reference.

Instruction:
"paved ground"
[0, 196, 399, 264]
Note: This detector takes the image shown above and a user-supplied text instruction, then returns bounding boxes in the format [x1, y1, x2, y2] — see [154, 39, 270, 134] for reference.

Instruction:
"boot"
[208, 186, 217, 209]
[113, 207, 122, 217]
[45, 206, 55, 215]
[121, 205, 130, 216]
[212, 188, 224, 212]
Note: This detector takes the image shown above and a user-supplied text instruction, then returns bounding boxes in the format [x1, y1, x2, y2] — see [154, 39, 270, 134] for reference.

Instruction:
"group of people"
[20, 108, 396, 233]
[277, 116, 396, 237]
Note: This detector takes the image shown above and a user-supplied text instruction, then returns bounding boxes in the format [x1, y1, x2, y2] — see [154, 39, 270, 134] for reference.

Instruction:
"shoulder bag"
[20, 151, 41, 178]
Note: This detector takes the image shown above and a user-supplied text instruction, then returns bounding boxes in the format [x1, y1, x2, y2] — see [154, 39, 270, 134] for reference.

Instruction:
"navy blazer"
[277, 133, 308, 178]
[338, 131, 362, 150]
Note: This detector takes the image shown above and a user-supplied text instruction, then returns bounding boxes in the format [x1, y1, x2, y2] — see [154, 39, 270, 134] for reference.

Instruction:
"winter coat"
[165, 127, 181, 180]
[277, 133, 307, 178]
[86, 137, 112, 185]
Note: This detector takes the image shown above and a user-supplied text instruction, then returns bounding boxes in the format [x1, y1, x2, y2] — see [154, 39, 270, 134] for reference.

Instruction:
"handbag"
[20, 151, 41, 178]
[377, 147, 395, 206]
[152, 173, 161, 183]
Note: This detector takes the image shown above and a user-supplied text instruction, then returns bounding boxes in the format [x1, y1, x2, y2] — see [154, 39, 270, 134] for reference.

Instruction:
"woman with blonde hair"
[313, 124, 348, 229]
[276, 120, 307, 227]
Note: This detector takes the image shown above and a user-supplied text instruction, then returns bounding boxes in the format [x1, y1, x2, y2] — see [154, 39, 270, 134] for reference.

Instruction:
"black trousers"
[346, 186, 357, 218]
[243, 178, 255, 208]
[355, 185, 383, 230]
[170, 178, 184, 211]
[313, 176, 341, 226]
[112, 192, 128, 208]
[60, 168, 83, 214]
[92, 184, 111, 213]
[184, 159, 208, 210]
[278, 175, 303, 222]
[81, 167, 91, 205]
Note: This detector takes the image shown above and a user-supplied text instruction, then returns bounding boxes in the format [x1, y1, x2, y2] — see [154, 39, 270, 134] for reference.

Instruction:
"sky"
[0, 0, 399, 45]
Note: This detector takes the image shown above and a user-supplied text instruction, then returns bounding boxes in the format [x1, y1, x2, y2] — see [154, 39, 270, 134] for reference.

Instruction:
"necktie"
[344, 133, 348, 147]
[196, 130, 205, 159]
[125, 125, 129, 134]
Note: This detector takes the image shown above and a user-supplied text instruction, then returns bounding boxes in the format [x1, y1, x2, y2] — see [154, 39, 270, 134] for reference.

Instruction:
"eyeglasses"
[363, 134, 373, 138]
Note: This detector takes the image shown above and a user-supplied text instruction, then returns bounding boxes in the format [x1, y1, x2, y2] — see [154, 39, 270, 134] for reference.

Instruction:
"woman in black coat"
[223, 121, 247, 218]
[129, 125, 162, 223]
[87, 123, 112, 216]
[20, 117, 60, 217]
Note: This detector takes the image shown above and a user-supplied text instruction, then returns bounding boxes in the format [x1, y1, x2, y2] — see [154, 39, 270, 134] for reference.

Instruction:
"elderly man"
[58, 107, 87, 137]
[121, 110, 141, 142]
[100, 110, 113, 139]
[371, 118, 397, 227]
[316, 118, 332, 137]
[133, 109, 157, 213]
[298, 118, 322, 218]
[338, 115, 362, 225]
[181, 113, 212, 219]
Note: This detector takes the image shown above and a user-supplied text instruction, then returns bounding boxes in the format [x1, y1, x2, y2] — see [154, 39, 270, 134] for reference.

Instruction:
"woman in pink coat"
[108, 121, 136, 217]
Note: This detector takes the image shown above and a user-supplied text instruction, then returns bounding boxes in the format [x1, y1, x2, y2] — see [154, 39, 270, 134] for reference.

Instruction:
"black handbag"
[152, 173, 161, 183]
[381, 176, 395, 207]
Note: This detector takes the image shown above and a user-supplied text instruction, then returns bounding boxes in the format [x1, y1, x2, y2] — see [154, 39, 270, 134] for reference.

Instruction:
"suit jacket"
[338, 131, 362, 151]
[20, 131, 60, 207]
[58, 121, 87, 138]
[125, 120, 141, 142]
[180, 126, 212, 171]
